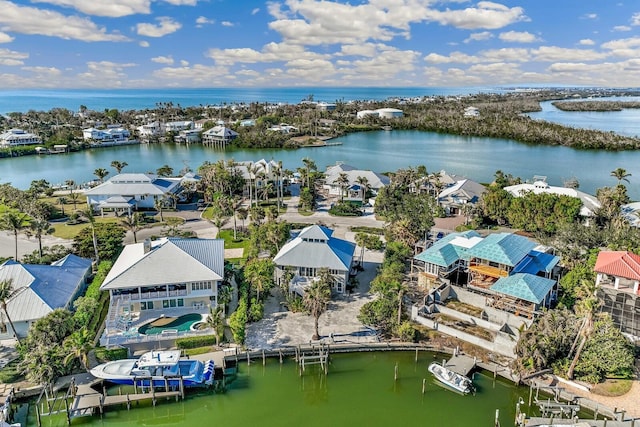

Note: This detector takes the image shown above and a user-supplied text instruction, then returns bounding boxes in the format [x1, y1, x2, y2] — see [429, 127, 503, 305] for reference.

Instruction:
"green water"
[138, 314, 203, 335]
[27, 351, 537, 427]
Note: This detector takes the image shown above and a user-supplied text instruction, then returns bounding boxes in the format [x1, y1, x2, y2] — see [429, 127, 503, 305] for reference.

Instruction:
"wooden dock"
[444, 354, 476, 376]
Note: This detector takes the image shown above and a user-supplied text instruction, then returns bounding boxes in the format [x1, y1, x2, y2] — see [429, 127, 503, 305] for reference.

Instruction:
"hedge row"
[176, 335, 216, 349]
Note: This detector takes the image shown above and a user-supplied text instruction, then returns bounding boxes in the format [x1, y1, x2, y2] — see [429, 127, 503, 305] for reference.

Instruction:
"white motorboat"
[428, 361, 474, 394]
[90, 350, 214, 388]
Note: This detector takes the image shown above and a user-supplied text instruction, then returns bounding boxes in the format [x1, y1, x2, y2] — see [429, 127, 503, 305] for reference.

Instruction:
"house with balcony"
[437, 178, 486, 216]
[84, 173, 185, 215]
[412, 231, 483, 288]
[273, 225, 355, 295]
[0, 129, 42, 147]
[202, 125, 238, 147]
[594, 251, 640, 339]
[82, 127, 131, 144]
[99, 237, 225, 347]
[323, 163, 390, 202]
[0, 255, 92, 341]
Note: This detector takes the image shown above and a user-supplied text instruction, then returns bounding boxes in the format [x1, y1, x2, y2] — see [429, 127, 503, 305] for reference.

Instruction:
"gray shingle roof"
[101, 238, 224, 291]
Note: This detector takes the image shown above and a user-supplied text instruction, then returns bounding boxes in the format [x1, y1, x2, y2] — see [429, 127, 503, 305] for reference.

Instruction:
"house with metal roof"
[202, 125, 238, 148]
[412, 231, 483, 287]
[323, 163, 390, 202]
[437, 178, 487, 217]
[0, 254, 92, 340]
[489, 274, 557, 316]
[594, 251, 640, 339]
[84, 173, 185, 214]
[99, 237, 225, 347]
[273, 225, 356, 294]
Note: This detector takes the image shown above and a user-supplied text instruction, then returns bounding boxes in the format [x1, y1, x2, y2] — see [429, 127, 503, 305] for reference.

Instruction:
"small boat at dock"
[90, 350, 214, 388]
[428, 361, 474, 394]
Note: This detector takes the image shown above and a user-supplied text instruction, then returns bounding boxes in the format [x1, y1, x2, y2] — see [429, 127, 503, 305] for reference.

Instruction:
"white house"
[82, 127, 131, 143]
[176, 129, 201, 144]
[323, 163, 390, 201]
[267, 123, 299, 133]
[137, 122, 162, 138]
[438, 178, 487, 216]
[504, 178, 601, 217]
[202, 125, 239, 147]
[164, 121, 194, 132]
[0, 129, 42, 147]
[273, 225, 356, 294]
[84, 173, 184, 214]
[0, 255, 92, 340]
[316, 102, 337, 111]
[99, 237, 225, 346]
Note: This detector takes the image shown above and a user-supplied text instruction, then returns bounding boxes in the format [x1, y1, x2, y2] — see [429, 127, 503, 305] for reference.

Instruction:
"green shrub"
[329, 201, 363, 217]
[249, 298, 264, 322]
[94, 346, 128, 362]
[350, 226, 384, 235]
[176, 335, 217, 349]
[229, 298, 248, 344]
[395, 321, 417, 342]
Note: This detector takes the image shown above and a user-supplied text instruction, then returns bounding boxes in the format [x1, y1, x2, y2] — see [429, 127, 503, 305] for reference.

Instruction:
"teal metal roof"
[490, 273, 555, 304]
[467, 233, 536, 267]
[413, 231, 481, 267]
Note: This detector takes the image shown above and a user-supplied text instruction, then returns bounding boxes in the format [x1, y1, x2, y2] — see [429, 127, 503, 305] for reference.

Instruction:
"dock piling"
[394, 362, 398, 381]
[422, 378, 426, 394]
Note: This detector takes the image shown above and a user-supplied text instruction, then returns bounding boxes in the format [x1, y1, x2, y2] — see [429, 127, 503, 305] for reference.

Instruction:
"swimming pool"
[138, 313, 204, 335]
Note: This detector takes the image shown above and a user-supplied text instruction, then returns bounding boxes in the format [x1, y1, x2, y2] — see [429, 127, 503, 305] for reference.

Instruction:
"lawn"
[218, 229, 250, 251]
[50, 217, 120, 239]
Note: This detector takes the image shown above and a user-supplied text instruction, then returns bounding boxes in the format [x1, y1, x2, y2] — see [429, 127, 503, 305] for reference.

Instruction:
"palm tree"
[26, 216, 52, 260]
[206, 305, 225, 347]
[93, 168, 109, 183]
[356, 176, 370, 204]
[249, 163, 260, 208]
[237, 207, 248, 231]
[57, 196, 68, 216]
[154, 197, 165, 222]
[0, 279, 20, 344]
[302, 157, 317, 188]
[611, 167, 631, 186]
[79, 207, 100, 263]
[120, 212, 144, 243]
[304, 268, 332, 341]
[566, 279, 600, 380]
[63, 328, 94, 371]
[111, 160, 128, 174]
[68, 192, 80, 211]
[1, 211, 29, 260]
[336, 172, 350, 202]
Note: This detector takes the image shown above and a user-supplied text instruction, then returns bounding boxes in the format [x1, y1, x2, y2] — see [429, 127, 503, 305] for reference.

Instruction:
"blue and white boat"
[428, 361, 474, 394]
[90, 350, 214, 388]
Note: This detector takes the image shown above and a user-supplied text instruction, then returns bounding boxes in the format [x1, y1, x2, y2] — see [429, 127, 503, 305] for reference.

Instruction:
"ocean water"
[0, 86, 500, 114]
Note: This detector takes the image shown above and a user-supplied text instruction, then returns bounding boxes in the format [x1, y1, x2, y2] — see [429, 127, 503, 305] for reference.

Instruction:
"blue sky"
[0, 0, 639, 89]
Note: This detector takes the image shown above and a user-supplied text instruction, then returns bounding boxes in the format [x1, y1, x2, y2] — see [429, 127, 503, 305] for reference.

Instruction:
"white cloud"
[151, 55, 174, 65]
[613, 25, 631, 32]
[0, 47, 28, 66]
[532, 46, 607, 62]
[207, 42, 327, 65]
[464, 32, 493, 43]
[579, 39, 595, 46]
[139, 41, 150, 47]
[21, 66, 61, 75]
[632, 12, 640, 26]
[499, 31, 540, 43]
[137, 17, 182, 37]
[582, 13, 598, 20]
[601, 36, 640, 58]
[221, 21, 234, 27]
[0, 32, 14, 43]
[424, 47, 529, 64]
[152, 64, 230, 85]
[162, 0, 198, 5]
[76, 61, 137, 87]
[180, 60, 189, 66]
[196, 16, 214, 27]
[424, 2, 529, 30]
[30, 0, 152, 17]
[252, 8, 260, 15]
[0, 1, 129, 42]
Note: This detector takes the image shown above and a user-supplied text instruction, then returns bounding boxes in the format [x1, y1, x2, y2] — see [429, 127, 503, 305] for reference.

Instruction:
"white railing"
[100, 327, 213, 348]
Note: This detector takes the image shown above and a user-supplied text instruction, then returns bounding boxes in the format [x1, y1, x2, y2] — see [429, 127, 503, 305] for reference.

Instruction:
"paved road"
[0, 231, 73, 260]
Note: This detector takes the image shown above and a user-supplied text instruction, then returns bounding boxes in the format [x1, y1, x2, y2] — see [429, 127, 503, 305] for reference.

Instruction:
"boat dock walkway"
[444, 354, 476, 377]
[524, 418, 634, 426]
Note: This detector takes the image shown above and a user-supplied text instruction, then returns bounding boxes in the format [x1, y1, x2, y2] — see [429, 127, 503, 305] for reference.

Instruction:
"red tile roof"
[594, 251, 640, 281]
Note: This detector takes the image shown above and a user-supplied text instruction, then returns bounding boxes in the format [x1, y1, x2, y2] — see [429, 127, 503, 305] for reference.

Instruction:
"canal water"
[2, 129, 640, 199]
[26, 351, 540, 427]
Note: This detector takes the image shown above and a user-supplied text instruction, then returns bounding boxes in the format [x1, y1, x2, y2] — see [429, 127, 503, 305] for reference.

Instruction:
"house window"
[170, 299, 177, 308]
[336, 283, 343, 293]
[141, 301, 154, 310]
[0, 323, 6, 333]
[177, 299, 184, 307]
[192, 281, 212, 291]
[163, 300, 169, 308]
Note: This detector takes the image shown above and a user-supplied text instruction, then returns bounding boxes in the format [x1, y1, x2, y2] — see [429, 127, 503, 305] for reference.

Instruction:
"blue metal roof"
[490, 273, 555, 304]
[413, 231, 481, 267]
[512, 250, 560, 275]
[467, 233, 536, 267]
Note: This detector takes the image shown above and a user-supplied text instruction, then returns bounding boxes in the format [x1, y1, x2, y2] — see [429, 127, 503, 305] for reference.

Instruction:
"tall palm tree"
[93, 168, 109, 183]
[237, 207, 248, 231]
[1, 211, 29, 260]
[0, 279, 20, 344]
[336, 173, 350, 202]
[302, 157, 317, 188]
[304, 268, 332, 341]
[57, 196, 67, 216]
[249, 163, 261, 208]
[63, 328, 94, 371]
[80, 207, 100, 263]
[610, 167, 631, 186]
[356, 176, 370, 204]
[154, 197, 165, 222]
[566, 279, 600, 380]
[111, 160, 128, 174]
[206, 305, 225, 347]
[26, 216, 52, 260]
[120, 212, 144, 243]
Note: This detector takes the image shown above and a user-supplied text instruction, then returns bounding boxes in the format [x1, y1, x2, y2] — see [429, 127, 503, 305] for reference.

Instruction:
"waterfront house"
[322, 163, 390, 202]
[355, 108, 403, 119]
[267, 123, 299, 133]
[504, 177, 601, 217]
[99, 237, 225, 347]
[137, 121, 162, 138]
[233, 158, 285, 197]
[0, 254, 92, 340]
[84, 172, 185, 214]
[413, 232, 560, 318]
[594, 251, 640, 339]
[202, 125, 238, 147]
[437, 178, 486, 216]
[273, 225, 356, 295]
[0, 129, 42, 147]
[82, 127, 131, 143]
[164, 121, 194, 133]
[176, 129, 201, 144]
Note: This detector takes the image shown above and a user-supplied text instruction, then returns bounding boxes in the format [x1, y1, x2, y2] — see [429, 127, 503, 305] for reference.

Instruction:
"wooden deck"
[444, 354, 476, 376]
